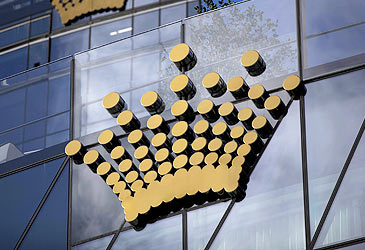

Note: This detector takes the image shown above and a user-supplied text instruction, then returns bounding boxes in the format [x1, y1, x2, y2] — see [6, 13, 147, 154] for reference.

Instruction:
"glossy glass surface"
[161, 4, 186, 25]
[0, 0, 31, 26]
[314, 131, 365, 247]
[71, 156, 124, 243]
[28, 41, 49, 68]
[0, 47, 28, 79]
[185, 0, 298, 91]
[134, 0, 158, 8]
[133, 10, 159, 34]
[0, 23, 29, 48]
[30, 16, 50, 37]
[91, 17, 132, 48]
[188, 201, 230, 250]
[19, 162, 69, 250]
[112, 214, 182, 250]
[0, 157, 64, 250]
[187, 1, 200, 17]
[306, 70, 365, 236]
[73, 235, 113, 250]
[210, 102, 305, 250]
[74, 22, 180, 137]
[51, 29, 89, 61]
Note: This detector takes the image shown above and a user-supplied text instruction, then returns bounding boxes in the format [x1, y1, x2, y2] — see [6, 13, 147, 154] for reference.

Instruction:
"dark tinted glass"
[0, 23, 29, 48]
[0, 157, 64, 250]
[31, 0, 52, 15]
[0, 47, 28, 79]
[133, 10, 158, 34]
[24, 120, 46, 141]
[0, 0, 31, 26]
[48, 75, 70, 115]
[306, 70, 365, 236]
[46, 112, 70, 134]
[30, 16, 50, 37]
[160, 4, 186, 25]
[51, 29, 89, 61]
[91, 17, 132, 48]
[25, 80, 47, 122]
[28, 41, 49, 68]
[19, 162, 68, 250]
[0, 88, 26, 131]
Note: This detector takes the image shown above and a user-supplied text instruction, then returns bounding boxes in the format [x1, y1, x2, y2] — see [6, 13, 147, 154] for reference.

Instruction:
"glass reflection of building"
[0, 0, 364, 249]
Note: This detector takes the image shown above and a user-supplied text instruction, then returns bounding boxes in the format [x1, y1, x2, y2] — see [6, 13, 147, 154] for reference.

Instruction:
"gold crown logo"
[65, 43, 306, 230]
[52, 0, 127, 25]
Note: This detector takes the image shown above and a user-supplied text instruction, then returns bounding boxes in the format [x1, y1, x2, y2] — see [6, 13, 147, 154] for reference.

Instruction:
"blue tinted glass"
[23, 137, 45, 152]
[210, 102, 306, 250]
[188, 201, 230, 250]
[112, 214, 182, 250]
[188, 1, 199, 17]
[72, 235, 114, 250]
[25, 80, 47, 122]
[51, 29, 89, 61]
[0, 23, 29, 48]
[91, 17, 132, 48]
[46, 112, 70, 134]
[134, 0, 157, 8]
[51, 9, 90, 31]
[31, 0, 52, 15]
[30, 16, 50, 37]
[161, 4, 186, 25]
[0, 157, 64, 250]
[20, 163, 68, 250]
[48, 75, 70, 115]
[0, 0, 31, 26]
[0, 128, 23, 148]
[24, 120, 46, 140]
[305, 0, 365, 35]
[28, 41, 49, 68]
[133, 10, 158, 34]
[306, 70, 365, 236]
[0, 47, 28, 79]
[0, 88, 25, 131]
[46, 129, 69, 147]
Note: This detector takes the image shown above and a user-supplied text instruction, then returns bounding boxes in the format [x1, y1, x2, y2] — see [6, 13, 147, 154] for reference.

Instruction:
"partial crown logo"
[65, 43, 306, 230]
[52, 0, 127, 25]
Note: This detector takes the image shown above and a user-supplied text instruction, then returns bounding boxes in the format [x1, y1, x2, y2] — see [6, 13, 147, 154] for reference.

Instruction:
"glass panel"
[0, 23, 29, 48]
[72, 235, 114, 250]
[303, 24, 365, 79]
[46, 112, 70, 134]
[314, 131, 365, 247]
[51, 29, 89, 60]
[0, 157, 64, 250]
[184, 0, 298, 91]
[19, 162, 69, 250]
[48, 75, 70, 115]
[74, 22, 180, 138]
[161, 4, 186, 25]
[304, 0, 365, 36]
[112, 214, 182, 250]
[91, 17, 132, 48]
[337, 243, 365, 250]
[134, 0, 158, 8]
[0, 47, 28, 79]
[188, 201, 230, 250]
[71, 156, 124, 243]
[187, 1, 200, 17]
[52, 9, 90, 31]
[210, 102, 306, 250]
[28, 40, 49, 68]
[0, 88, 26, 131]
[30, 16, 50, 37]
[31, 0, 52, 14]
[0, 0, 31, 26]
[306, 70, 365, 236]
[133, 10, 159, 34]
[25, 80, 47, 122]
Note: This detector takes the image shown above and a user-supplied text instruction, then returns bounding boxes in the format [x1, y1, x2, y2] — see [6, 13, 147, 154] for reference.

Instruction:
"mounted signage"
[52, 0, 127, 25]
[65, 43, 306, 231]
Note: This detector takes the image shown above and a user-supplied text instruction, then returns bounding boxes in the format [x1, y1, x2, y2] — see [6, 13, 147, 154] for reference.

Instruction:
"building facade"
[0, 0, 364, 249]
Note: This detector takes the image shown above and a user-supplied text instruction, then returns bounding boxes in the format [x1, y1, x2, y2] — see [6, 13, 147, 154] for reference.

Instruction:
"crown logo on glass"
[65, 43, 306, 230]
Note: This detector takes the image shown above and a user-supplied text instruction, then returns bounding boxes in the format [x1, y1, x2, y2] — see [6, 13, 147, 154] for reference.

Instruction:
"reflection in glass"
[306, 70, 365, 236]
[188, 201, 230, 250]
[184, 0, 298, 90]
[133, 11, 158, 35]
[51, 29, 89, 61]
[112, 214, 182, 250]
[28, 41, 49, 68]
[30, 16, 50, 37]
[0, 47, 28, 79]
[0, 157, 64, 250]
[0, 88, 26, 132]
[210, 102, 305, 250]
[71, 159, 124, 243]
[160, 4, 186, 25]
[0, 0, 31, 26]
[0, 23, 29, 48]
[188, 1, 200, 17]
[315, 132, 365, 247]
[25, 81, 47, 122]
[91, 17, 132, 48]
[73, 235, 114, 250]
[19, 163, 69, 250]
